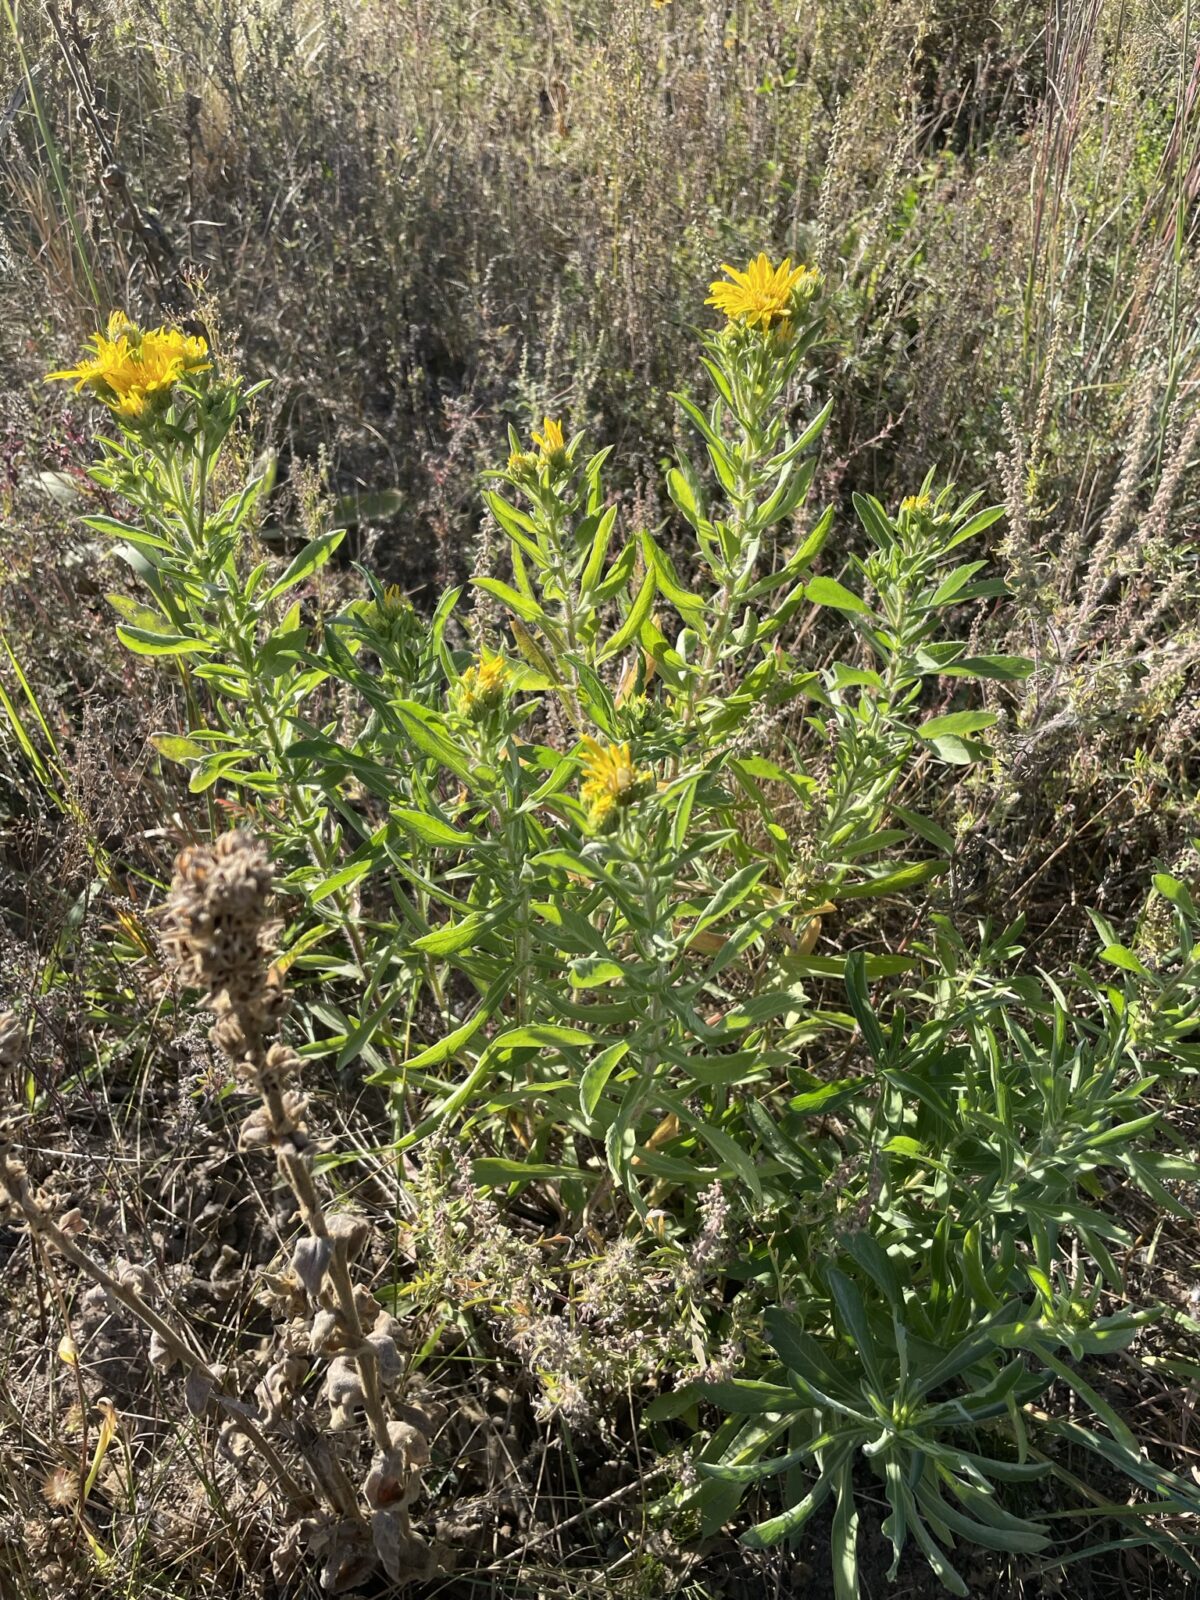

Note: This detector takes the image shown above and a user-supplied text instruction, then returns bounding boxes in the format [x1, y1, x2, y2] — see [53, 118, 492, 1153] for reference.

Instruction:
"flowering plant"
[30, 266, 1196, 1593]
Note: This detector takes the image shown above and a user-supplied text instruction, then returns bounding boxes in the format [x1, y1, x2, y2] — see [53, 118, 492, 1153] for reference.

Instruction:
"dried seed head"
[148, 1329, 176, 1372]
[260, 1042, 302, 1094]
[257, 1352, 308, 1420]
[41, 1467, 81, 1510]
[309, 1308, 347, 1354]
[370, 1508, 435, 1585]
[116, 1262, 154, 1297]
[327, 1210, 370, 1263]
[324, 1354, 367, 1430]
[238, 1091, 309, 1149]
[161, 832, 279, 1019]
[364, 1311, 405, 1388]
[0, 1011, 25, 1069]
[363, 1416, 432, 1511]
[291, 1235, 333, 1298]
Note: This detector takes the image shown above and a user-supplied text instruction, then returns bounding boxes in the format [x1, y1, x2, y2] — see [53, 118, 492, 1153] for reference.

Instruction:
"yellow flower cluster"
[579, 737, 651, 830]
[706, 254, 820, 334]
[47, 311, 210, 420]
[508, 416, 568, 478]
[900, 493, 933, 516]
[453, 649, 510, 719]
[532, 417, 565, 466]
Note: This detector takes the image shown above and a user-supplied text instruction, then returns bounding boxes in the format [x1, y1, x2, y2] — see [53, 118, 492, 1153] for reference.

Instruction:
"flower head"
[900, 493, 932, 517]
[453, 649, 510, 719]
[47, 311, 210, 420]
[579, 737, 651, 830]
[532, 416, 567, 469]
[706, 254, 820, 333]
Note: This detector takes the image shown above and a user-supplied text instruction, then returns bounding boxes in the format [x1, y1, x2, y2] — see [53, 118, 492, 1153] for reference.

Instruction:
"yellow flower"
[531, 416, 567, 469]
[579, 736, 651, 829]
[453, 649, 510, 718]
[507, 448, 539, 478]
[47, 312, 210, 420]
[900, 494, 932, 516]
[706, 254, 820, 333]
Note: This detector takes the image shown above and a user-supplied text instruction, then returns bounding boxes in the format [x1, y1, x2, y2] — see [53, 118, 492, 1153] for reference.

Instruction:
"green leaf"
[889, 804, 955, 856]
[150, 733, 206, 762]
[579, 506, 619, 594]
[689, 862, 768, 943]
[471, 576, 547, 624]
[597, 568, 657, 662]
[949, 504, 1005, 545]
[852, 492, 895, 548]
[472, 1158, 597, 1187]
[662, 1093, 763, 1202]
[1084, 1111, 1160, 1150]
[698, 1442, 816, 1484]
[836, 860, 947, 900]
[116, 625, 213, 657]
[105, 592, 165, 629]
[188, 750, 254, 791]
[569, 956, 626, 988]
[939, 654, 1033, 681]
[918, 710, 998, 739]
[412, 912, 491, 955]
[1100, 944, 1151, 978]
[308, 857, 376, 904]
[262, 528, 345, 600]
[831, 1454, 861, 1600]
[666, 466, 705, 529]
[369, 982, 504, 1081]
[580, 1041, 629, 1118]
[928, 561, 987, 607]
[787, 1079, 861, 1115]
[388, 701, 473, 783]
[805, 575, 870, 614]
[390, 807, 473, 847]
[827, 1268, 886, 1391]
[741, 1455, 845, 1548]
[85, 513, 174, 551]
[925, 733, 988, 765]
[1154, 873, 1198, 915]
[641, 531, 707, 628]
[844, 952, 887, 1060]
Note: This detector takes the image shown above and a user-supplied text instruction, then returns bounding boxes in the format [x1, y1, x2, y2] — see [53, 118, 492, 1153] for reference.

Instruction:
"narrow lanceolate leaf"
[597, 568, 657, 662]
[917, 709, 998, 739]
[470, 576, 547, 624]
[149, 733, 207, 762]
[938, 653, 1033, 681]
[388, 701, 473, 782]
[805, 575, 870, 614]
[569, 956, 626, 988]
[666, 465, 705, 529]
[688, 862, 768, 943]
[411, 911, 492, 955]
[390, 807, 473, 847]
[835, 859, 947, 899]
[579, 1040, 630, 1118]
[262, 528, 345, 600]
[116, 624, 213, 656]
